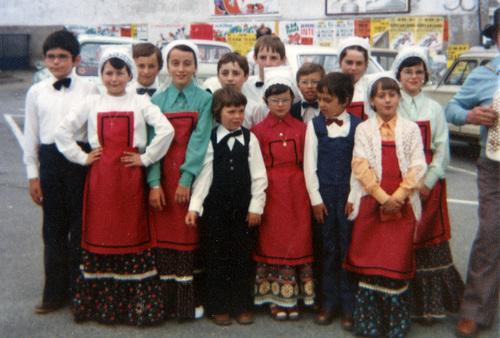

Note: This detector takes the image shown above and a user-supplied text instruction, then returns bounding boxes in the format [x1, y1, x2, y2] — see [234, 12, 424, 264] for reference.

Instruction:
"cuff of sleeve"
[189, 197, 204, 214]
[424, 172, 439, 189]
[372, 186, 390, 205]
[148, 179, 161, 188]
[309, 191, 323, 206]
[27, 165, 39, 179]
[140, 154, 152, 167]
[179, 172, 194, 188]
[248, 199, 264, 215]
[392, 186, 410, 203]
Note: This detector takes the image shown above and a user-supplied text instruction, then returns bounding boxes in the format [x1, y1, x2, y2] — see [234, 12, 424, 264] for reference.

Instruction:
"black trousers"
[38, 143, 88, 303]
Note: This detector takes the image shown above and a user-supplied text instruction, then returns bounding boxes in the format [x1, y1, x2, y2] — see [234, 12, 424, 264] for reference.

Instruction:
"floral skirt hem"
[73, 249, 165, 326]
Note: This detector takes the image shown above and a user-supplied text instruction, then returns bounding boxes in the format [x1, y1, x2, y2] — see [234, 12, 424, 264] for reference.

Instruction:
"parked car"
[423, 47, 497, 143]
[33, 34, 142, 93]
[371, 47, 398, 71]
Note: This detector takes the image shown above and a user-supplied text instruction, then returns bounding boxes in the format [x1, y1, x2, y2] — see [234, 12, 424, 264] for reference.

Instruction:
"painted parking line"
[447, 198, 478, 206]
[447, 165, 477, 177]
[4, 114, 24, 150]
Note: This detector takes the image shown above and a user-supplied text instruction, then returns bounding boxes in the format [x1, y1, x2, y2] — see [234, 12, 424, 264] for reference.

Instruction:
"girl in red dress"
[252, 73, 315, 321]
[344, 74, 427, 337]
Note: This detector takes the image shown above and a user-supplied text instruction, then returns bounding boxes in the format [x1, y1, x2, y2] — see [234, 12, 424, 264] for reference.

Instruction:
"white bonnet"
[163, 39, 200, 72]
[263, 65, 295, 92]
[338, 36, 371, 59]
[365, 71, 399, 115]
[98, 46, 136, 80]
[391, 47, 428, 77]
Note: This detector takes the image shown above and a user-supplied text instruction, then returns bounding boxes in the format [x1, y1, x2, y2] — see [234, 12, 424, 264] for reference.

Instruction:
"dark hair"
[101, 57, 131, 77]
[212, 87, 248, 123]
[43, 29, 80, 58]
[167, 44, 197, 68]
[254, 35, 285, 60]
[256, 25, 272, 39]
[264, 83, 295, 102]
[339, 45, 368, 65]
[133, 42, 163, 70]
[217, 52, 249, 76]
[369, 77, 401, 111]
[296, 62, 325, 83]
[396, 56, 429, 84]
[317, 72, 354, 105]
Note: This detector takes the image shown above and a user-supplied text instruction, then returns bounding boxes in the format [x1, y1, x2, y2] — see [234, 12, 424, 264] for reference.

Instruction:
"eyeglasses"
[299, 80, 320, 87]
[401, 69, 426, 77]
[268, 98, 291, 105]
[45, 54, 71, 61]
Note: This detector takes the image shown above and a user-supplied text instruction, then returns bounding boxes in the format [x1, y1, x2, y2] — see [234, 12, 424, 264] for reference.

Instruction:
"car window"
[374, 55, 396, 70]
[197, 44, 231, 63]
[444, 60, 478, 86]
[76, 43, 132, 77]
[480, 58, 491, 66]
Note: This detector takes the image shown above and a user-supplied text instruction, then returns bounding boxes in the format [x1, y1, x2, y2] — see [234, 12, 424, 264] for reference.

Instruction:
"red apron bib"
[150, 112, 199, 251]
[82, 111, 150, 255]
[414, 121, 451, 248]
[254, 138, 313, 266]
[347, 101, 367, 120]
[344, 141, 415, 280]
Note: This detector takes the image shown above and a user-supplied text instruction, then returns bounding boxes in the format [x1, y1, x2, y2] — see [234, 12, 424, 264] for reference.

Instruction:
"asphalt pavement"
[0, 70, 498, 338]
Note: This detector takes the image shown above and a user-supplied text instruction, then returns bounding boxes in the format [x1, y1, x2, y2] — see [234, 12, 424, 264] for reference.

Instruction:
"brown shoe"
[236, 312, 254, 325]
[341, 314, 354, 331]
[456, 318, 479, 337]
[314, 309, 334, 325]
[34, 301, 65, 314]
[212, 313, 232, 326]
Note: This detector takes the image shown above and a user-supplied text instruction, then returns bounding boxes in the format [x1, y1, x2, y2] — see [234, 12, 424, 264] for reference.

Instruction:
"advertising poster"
[447, 44, 470, 67]
[227, 32, 256, 54]
[370, 18, 390, 47]
[335, 19, 355, 40]
[326, 0, 410, 15]
[148, 24, 188, 48]
[316, 21, 336, 47]
[355, 18, 371, 40]
[210, 0, 280, 16]
[389, 17, 416, 50]
[415, 16, 444, 52]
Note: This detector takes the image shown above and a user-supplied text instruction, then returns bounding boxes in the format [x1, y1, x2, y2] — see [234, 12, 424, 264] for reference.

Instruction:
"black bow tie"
[53, 78, 71, 90]
[326, 118, 343, 126]
[221, 129, 243, 143]
[137, 87, 157, 97]
[302, 101, 318, 109]
[255, 81, 264, 88]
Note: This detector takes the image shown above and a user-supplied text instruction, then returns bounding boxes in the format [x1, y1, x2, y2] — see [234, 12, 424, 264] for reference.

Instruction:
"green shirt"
[398, 91, 449, 189]
[148, 80, 213, 188]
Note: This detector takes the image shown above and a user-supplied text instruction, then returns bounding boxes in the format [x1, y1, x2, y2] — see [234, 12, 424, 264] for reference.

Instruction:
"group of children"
[25, 29, 465, 337]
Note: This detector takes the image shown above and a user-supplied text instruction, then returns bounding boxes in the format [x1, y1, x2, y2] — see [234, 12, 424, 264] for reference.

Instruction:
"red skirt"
[344, 141, 416, 280]
[254, 165, 313, 266]
[150, 112, 198, 251]
[82, 112, 151, 255]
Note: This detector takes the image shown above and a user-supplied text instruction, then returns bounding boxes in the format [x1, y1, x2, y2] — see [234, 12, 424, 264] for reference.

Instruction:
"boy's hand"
[419, 185, 431, 201]
[381, 196, 402, 214]
[185, 211, 198, 227]
[29, 178, 43, 206]
[175, 185, 191, 204]
[121, 151, 143, 167]
[345, 202, 354, 216]
[246, 212, 261, 227]
[86, 147, 102, 165]
[149, 186, 166, 210]
[312, 203, 328, 224]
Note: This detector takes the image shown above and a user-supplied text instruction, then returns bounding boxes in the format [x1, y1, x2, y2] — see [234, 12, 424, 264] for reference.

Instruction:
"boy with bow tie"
[291, 62, 325, 123]
[131, 42, 162, 97]
[23, 29, 97, 314]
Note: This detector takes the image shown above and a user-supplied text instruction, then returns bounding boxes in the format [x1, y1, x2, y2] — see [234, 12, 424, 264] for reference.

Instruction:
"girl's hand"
[345, 202, 354, 216]
[419, 185, 431, 201]
[175, 185, 191, 204]
[312, 203, 328, 224]
[381, 197, 402, 214]
[185, 211, 198, 227]
[121, 151, 143, 167]
[86, 147, 102, 165]
[246, 212, 261, 227]
[149, 187, 166, 210]
[28, 178, 43, 206]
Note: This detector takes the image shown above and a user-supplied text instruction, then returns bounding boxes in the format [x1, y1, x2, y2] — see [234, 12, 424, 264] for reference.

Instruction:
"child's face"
[318, 89, 346, 118]
[220, 104, 245, 131]
[399, 63, 426, 96]
[167, 48, 196, 89]
[254, 47, 284, 79]
[102, 62, 131, 96]
[266, 90, 292, 120]
[340, 49, 368, 84]
[135, 54, 160, 87]
[44, 48, 79, 80]
[218, 62, 248, 91]
[370, 86, 400, 120]
[298, 72, 323, 102]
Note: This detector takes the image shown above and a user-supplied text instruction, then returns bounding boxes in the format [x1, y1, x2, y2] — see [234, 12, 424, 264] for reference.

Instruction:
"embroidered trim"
[159, 274, 194, 283]
[80, 266, 158, 280]
[358, 281, 409, 295]
[416, 263, 454, 273]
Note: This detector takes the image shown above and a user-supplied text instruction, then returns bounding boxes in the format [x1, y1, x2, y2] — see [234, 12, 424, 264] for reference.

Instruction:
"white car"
[33, 34, 142, 93]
